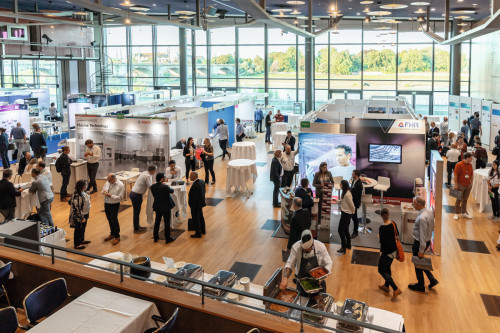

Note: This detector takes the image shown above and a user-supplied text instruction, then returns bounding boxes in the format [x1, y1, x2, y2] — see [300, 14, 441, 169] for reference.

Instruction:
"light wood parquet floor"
[41, 133, 500, 332]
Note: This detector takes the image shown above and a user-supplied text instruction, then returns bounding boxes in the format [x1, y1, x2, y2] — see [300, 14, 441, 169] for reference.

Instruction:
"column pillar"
[450, 20, 461, 95]
[179, 28, 188, 95]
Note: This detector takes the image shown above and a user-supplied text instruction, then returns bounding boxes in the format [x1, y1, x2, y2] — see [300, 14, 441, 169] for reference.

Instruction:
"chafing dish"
[308, 266, 329, 281]
[298, 277, 322, 294]
[303, 293, 334, 325]
[263, 268, 299, 317]
[205, 270, 237, 297]
[168, 263, 203, 290]
[336, 298, 369, 333]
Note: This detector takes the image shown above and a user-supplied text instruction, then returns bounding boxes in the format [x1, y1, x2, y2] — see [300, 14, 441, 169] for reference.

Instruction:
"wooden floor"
[41, 133, 500, 332]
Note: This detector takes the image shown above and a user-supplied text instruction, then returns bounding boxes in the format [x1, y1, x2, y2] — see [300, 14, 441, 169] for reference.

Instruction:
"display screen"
[368, 144, 402, 164]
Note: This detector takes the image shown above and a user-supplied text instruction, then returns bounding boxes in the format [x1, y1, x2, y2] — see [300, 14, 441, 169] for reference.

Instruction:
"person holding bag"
[377, 208, 402, 301]
[337, 180, 355, 254]
[69, 180, 91, 250]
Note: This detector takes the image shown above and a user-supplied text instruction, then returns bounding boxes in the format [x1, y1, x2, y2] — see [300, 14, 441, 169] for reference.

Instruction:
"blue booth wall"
[204, 102, 235, 147]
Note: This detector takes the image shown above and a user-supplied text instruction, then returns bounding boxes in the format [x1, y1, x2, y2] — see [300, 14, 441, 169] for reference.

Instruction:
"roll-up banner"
[480, 100, 492, 147]
[459, 96, 472, 127]
[492, 103, 500, 148]
[75, 115, 170, 162]
[448, 95, 460, 131]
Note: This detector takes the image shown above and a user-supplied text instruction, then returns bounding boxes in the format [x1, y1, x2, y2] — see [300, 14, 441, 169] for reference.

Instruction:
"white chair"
[373, 176, 391, 214]
[359, 194, 373, 234]
[131, 168, 139, 172]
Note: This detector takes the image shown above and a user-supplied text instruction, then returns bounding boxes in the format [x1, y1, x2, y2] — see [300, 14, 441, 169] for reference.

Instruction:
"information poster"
[448, 95, 460, 131]
[459, 96, 472, 127]
[29, 89, 50, 114]
[481, 100, 492, 147]
[0, 104, 29, 137]
[298, 133, 357, 185]
[24, 98, 39, 116]
[492, 103, 500, 148]
[68, 97, 94, 129]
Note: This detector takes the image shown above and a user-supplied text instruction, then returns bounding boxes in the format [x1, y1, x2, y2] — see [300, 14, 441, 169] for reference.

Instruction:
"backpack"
[493, 146, 500, 156]
[55, 157, 62, 173]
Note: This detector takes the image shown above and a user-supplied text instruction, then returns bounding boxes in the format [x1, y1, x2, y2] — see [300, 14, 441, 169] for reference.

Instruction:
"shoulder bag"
[392, 221, 405, 262]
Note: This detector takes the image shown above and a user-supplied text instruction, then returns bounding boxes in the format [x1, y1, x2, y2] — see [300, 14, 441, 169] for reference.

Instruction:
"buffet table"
[226, 159, 258, 197]
[88, 252, 404, 332]
[471, 168, 490, 212]
[28, 287, 160, 333]
[272, 131, 288, 150]
[50, 160, 87, 194]
[231, 142, 257, 160]
[115, 170, 141, 200]
[145, 182, 188, 228]
[270, 122, 288, 141]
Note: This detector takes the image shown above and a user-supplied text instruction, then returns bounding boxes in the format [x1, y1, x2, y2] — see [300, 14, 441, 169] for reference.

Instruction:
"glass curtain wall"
[101, 20, 471, 115]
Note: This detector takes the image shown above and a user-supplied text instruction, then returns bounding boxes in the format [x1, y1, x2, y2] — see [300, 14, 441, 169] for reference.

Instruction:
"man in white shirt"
[102, 173, 125, 245]
[29, 169, 54, 227]
[84, 139, 101, 193]
[166, 160, 182, 181]
[280, 230, 333, 296]
[129, 165, 157, 233]
[329, 144, 356, 181]
[36, 161, 52, 186]
[445, 142, 460, 187]
[279, 144, 299, 188]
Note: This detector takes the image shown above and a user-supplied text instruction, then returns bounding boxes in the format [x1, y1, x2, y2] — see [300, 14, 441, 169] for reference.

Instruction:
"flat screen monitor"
[368, 144, 402, 164]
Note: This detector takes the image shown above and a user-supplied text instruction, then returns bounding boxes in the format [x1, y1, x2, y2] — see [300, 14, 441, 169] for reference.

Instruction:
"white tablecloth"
[270, 122, 288, 139]
[115, 171, 141, 200]
[15, 183, 39, 219]
[226, 159, 258, 195]
[471, 168, 490, 212]
[146, 183, 187, 227]
[40, 228, 67, 258]
[28, 287, 160, 333]
[285, 114, 303, 129]
[231, 142, 257, 160]
[273, 131, 289, 150]
[244, 126, 256, 138]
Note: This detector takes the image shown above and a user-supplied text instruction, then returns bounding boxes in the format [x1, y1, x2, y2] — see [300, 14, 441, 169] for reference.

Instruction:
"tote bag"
[392, 222, 405, 262]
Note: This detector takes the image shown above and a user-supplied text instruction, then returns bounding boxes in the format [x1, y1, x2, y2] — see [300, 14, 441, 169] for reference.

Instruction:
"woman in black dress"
[377, 208, 402, 301]
[183, 137, 196, 184]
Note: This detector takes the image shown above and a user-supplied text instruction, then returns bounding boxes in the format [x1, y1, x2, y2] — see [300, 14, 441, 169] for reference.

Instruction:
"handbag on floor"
[392, 222, 405, 262]
[449, 188, 462, 200]
[412, 255, 433, 271]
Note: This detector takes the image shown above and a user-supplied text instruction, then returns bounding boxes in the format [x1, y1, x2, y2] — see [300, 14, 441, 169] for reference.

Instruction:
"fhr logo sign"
[398, 121, 419, 129]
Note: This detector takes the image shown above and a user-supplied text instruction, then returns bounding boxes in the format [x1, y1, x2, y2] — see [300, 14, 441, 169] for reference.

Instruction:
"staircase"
[89, 52, 114, 93]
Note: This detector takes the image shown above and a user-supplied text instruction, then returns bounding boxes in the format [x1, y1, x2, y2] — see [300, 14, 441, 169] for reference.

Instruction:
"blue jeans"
[38, 197, 54, 227]
[265, 126, 271, 142]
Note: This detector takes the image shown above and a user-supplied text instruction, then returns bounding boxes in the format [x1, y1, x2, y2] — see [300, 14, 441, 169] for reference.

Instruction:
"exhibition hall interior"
[1, 0, 500, 332]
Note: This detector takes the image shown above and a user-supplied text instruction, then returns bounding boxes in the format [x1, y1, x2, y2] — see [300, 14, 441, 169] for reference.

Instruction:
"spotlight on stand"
[41, 34, 53, 44]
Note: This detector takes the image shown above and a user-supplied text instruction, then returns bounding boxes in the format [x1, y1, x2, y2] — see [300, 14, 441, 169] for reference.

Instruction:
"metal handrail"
[0, 232, 401, 333]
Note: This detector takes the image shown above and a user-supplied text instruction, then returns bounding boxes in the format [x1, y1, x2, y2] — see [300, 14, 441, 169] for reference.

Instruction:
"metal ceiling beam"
[0, 10, 100, 27]
[75, 0, 202, 29]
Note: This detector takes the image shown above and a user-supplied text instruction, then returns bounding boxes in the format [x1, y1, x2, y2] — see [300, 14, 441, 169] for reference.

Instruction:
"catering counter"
[50, 160, 87, 194]
[279, 188, 319, 236]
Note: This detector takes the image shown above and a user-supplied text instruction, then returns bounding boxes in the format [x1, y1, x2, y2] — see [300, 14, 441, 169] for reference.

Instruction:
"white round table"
[146, 183, 188, 227]
[471, 168, 490, 212]
[244, 126, 256, 138]
[231, 142, 257, 160]
[272, 131, 289, 150]
[226, 159, 258, 197]
[271, 122, 288, 139]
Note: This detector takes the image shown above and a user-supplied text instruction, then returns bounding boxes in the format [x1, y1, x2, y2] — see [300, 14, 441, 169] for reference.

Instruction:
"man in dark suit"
[295, 178, 314, 211]
[17, 151, 32, 176]
[350, 169, 363, 238]
[270, 150, 282, 208]
[287, 198, 312, 251]
[188, 171, 206, 238]
[0, 169, 23, 221]
[151, 173, 176, 243]
[56, 146, 72, 201]
[175, 138, 186, 149]
[282, 131, 296, 151]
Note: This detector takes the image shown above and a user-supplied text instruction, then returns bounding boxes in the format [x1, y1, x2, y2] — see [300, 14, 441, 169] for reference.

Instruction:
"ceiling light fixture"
[124, 17, 131, 24]
[450, 9, 476, 14]
[363, 6, 370, 13]
[120, 0, 135, 7]
[360, 1, 374, 4]
[286, 1, 305, 4]
[455, 15, 471, 19]
[271, 8, 292, 12]
[414, 9, 426, 14]
[380, 4, 408, 9]
[130, 5, 150, 12]
[410, 2, 430, 5]
[457, 22, 468, 26]
[364, 16, 371, 23]
[290, 10, 301, 15]
[367, 11, 392, 16]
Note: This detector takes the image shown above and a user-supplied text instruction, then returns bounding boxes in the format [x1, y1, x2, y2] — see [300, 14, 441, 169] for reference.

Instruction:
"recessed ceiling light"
[271, 8, 292, 12]
[179, 15, 192, 19]
[380, 4, 408, 9]
[286, 1, 305, 4]
[360, 1, 374, 4]
[455, 15, 471, 19]
[410, 2, 430, 5]
[431, 8, 435, 11]
[104, 18, 115, 22]
[367, 11, 392, 16]
[450, 9, 476, 14]
[472, 3, 477, 6]
[357, 12, 361, 15]
[414, 9, 427, 14]
[385, 19, 402, 23]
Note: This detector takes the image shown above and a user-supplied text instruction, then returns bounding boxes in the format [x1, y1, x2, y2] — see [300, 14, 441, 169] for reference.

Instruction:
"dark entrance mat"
[443, 205, 456, 214]
[350, 249, 380, 267]
[228, 262, 262, 282]
[262, 219, 280, 231]
[480, 294, 500, 317]
[457, 239, 490, 254]
[205, 198, 224, 207]
[272, 225, 288, 239]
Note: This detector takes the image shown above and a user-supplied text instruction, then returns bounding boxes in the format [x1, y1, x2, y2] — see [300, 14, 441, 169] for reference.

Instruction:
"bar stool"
[359, 194, 373, 234]
[374, 176, 391, 214]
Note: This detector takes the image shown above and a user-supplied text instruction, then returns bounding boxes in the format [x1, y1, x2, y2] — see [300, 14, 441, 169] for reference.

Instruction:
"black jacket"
[426, 138, 439, 160]
[183, 144, 196, 164]
[56, 153, 72, 176]
[29, 132, 46, 152]
[287, 208, 312, 250]
[295, 187, 314, 210]
[188, 179, 206, 209]
[283, 135, 296, 151]
[350, 178, 363, 208]
[0, 179, 21, 209]
[175, 140, 185, 149]
[270, 157, 282, 182]
[265, 115, 272, 128]
[151, 182, 175, 213]
[18, 157, 29, 175]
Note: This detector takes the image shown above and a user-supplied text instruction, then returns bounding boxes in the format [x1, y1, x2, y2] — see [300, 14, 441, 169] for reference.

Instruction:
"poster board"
[75, 115, 169, 162]
[448, 95, 460, 131]
[429, 150, 443, 255]
[0, 104, 29, 137]
[481, 100, 492, 147]
[492, 103, 500, 148]
[68, 97, 95, 129]
[459, 96, 472, 127]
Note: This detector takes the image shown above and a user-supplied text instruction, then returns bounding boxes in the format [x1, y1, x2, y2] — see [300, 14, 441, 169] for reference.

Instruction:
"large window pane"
[268, 45, 297, 79]
[398, 44, 432, 80]
[195, 46, 208, 78]
[363, 25, 397, 44]
[106, 47, 128, 76]
[131, 47, 154, 78]
[238, 27, 264, 44]
[131, 26, 152, 45]
[210, 27, 235, 45]
[330, 20, 362, 44]
[195, 30, 207, 45]
[398, 22, 433, 43]
[238, 46, 264, 78]
[268, 29, 297, 44]
[461, 42, 470, 82]
[269, 79, 296, 88]
[268, 89, 296, 111]
[363, 45, 396, 80]
[433, 92, 449, 115]
[211, 46, 235, 78]
[239, 79, 265, 88]
[398, 81, 432, 91]
[157, 26, 179, 45]
[330, 45, 362, 80]
[106, 27, 126, 45]
[330, 80, 362, 89]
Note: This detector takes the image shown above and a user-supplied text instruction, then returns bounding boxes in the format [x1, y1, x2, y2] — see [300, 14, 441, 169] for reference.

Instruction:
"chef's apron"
[296, 246, 326, 297]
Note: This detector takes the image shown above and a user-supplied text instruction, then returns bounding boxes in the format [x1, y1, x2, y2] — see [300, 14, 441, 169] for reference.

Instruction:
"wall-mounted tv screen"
[368, 144, 402, 164]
